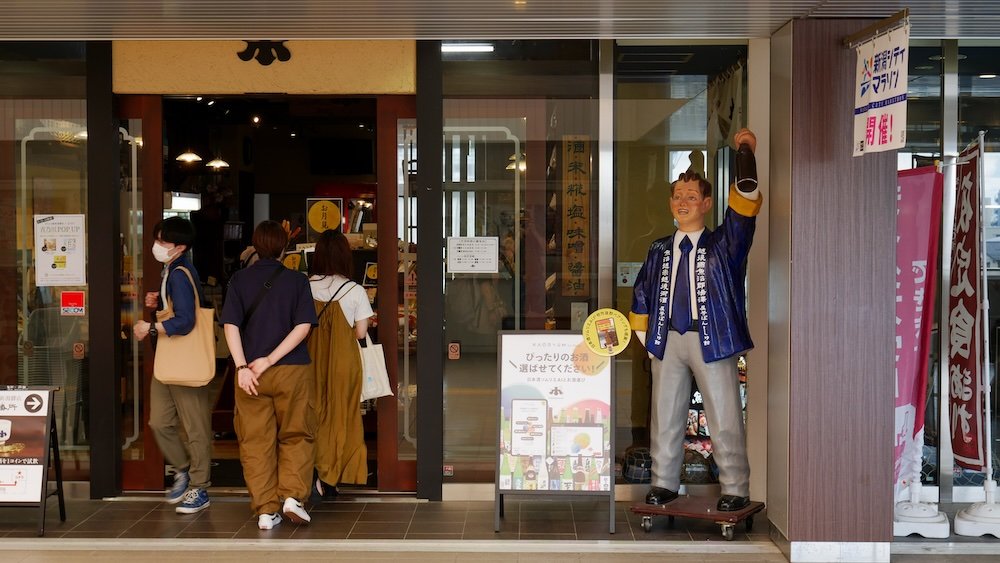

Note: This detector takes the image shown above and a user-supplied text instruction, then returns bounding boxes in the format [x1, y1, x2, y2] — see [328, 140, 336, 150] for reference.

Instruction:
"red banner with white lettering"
[949, 140, 987, 471]
[894, 167, 943, 495]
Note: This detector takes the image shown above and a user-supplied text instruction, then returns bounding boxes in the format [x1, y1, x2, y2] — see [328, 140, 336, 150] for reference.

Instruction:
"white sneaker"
[282, 497, 311, 524]
[257, 512, 282, 530]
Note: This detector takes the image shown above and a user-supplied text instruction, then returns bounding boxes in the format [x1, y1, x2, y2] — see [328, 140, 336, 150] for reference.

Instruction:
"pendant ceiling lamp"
[207, 157, 230, 170]
[176, 151, 202, 163]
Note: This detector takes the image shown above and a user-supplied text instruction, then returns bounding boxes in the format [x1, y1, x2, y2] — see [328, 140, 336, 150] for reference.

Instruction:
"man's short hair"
[153, 217, 196, 248]
[670, 171, 713, 198]
[252, 220, 288, 260]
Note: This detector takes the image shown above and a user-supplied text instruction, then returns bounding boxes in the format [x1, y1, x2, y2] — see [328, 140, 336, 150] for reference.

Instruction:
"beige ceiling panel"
[113, 40, 415, 95]
[2, 1, 999, 39]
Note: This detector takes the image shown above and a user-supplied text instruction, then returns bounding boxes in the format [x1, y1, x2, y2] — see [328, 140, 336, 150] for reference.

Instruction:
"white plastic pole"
[976, 130, 995, 502]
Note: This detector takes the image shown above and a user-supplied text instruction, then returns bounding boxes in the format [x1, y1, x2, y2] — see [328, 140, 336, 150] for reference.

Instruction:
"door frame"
[376, 95, 418, 491]
[116, 94, 166, 491]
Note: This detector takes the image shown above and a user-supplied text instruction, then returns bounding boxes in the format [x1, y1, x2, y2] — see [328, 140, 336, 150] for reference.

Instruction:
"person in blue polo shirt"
[222, 220, 318, 530]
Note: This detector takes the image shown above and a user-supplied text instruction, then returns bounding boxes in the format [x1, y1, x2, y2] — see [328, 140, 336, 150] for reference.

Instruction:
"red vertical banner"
[894, 167, 943, 493]
[949, 141, 987, 471]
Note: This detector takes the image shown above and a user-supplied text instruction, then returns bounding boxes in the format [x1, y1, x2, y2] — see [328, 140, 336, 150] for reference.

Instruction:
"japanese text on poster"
[447, 237, 499, 274]
[306, 198, 344, 240]
[498, 333, 611, 492]
[894, 167, 943, 498]
[33, 214, 86, 286]
[948, 140, 986, 471]
[853, 23, 909, 156]
[562, 136, 590, 296]
[0, 389, 51, 503]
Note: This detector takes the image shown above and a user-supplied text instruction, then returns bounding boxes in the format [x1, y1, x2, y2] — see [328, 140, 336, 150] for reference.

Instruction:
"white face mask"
[152, 241, 176, 263]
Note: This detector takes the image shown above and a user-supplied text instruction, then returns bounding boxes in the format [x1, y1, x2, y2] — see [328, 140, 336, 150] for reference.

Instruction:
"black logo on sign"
[24, 393, 44, 413]
[237, 41, 291, 66]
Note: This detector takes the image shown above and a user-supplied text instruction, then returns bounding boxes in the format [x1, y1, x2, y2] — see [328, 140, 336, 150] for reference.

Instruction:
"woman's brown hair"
[252, 220, 288, 260]
[309, 229, 352, 278]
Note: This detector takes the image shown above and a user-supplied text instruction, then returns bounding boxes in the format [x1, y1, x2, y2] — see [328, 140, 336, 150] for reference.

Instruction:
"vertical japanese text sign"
[562, 135, 590, 296]
[853, 23, 909, 156]
[949, 140, 987, 471]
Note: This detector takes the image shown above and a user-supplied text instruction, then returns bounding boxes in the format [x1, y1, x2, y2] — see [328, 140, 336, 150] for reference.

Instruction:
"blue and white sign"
[853, 23, 910, 156]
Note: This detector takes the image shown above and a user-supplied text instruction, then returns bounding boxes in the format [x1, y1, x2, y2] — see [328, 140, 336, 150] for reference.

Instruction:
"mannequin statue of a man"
[630, 128, 761, 512]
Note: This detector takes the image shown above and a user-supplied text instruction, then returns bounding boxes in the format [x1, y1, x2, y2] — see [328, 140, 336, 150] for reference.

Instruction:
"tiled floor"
[0, 494, 770, 542]
[3, 494, 1000, 562]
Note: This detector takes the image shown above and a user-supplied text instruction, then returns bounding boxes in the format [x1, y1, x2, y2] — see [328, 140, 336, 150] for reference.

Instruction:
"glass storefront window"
[899, 42, 943, 488]
[1, 42, 89, 478]
[958, 42, 1000, 487]
[441, 40, 600, 482]
[613, 42, 747, 487]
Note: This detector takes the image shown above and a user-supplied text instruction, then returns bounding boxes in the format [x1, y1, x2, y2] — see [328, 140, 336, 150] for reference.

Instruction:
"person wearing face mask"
[133, 216, 213, 514]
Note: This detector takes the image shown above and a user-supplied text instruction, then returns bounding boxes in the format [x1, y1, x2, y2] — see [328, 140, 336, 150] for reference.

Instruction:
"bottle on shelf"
[499, 453, 512, 490]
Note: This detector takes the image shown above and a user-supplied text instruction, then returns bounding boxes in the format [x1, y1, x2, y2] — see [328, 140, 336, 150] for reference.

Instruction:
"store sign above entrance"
[852, 22, 909, 156]
[237, 41, 291, 66]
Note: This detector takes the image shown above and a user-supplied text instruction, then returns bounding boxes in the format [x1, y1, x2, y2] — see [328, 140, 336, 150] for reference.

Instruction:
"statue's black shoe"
[717, 495, 750, 512]
[645, 486, 679, 505]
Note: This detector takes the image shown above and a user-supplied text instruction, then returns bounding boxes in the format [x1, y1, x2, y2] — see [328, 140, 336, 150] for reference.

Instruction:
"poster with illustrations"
[34, 215, 86, 286]
[498, 332, 612, 492]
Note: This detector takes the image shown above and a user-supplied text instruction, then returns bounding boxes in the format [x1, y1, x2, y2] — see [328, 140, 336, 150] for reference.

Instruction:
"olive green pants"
[149, 378, 213, 489]
[234, 363, 316, 516]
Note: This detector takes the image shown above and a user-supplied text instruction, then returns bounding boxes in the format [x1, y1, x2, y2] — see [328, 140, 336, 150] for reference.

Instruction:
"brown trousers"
[234, 363, 316, 516]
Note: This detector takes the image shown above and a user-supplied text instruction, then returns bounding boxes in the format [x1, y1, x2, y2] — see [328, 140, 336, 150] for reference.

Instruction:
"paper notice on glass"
[34, 214, 86, 286]
[447, 237, 498, 273]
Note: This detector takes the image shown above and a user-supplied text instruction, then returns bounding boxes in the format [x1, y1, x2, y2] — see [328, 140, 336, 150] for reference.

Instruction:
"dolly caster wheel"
[641, 516, 652, 532]
[722, 523, 735, 541]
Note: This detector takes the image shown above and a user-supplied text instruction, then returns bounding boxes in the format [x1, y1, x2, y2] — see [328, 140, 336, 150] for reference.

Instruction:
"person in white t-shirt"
[306, 229, 374, 498]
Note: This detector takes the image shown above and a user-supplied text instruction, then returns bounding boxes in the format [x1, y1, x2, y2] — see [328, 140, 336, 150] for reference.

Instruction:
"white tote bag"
[359, 334, 393, 401]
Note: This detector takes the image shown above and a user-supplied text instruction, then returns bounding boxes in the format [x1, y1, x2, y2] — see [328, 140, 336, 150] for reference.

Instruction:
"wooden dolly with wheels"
[630, 495, 764, 540]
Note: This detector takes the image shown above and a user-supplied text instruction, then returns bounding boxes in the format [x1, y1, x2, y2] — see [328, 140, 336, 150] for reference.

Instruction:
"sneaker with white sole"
[175, 488, 210, 514]
[257, 512, 282, 530]
[165, 470, 189, 504]
[282, 497, 311, 524]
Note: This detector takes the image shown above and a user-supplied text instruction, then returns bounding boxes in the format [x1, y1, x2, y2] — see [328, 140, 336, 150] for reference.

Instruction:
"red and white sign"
[949, 140, 987, 471]
[894, 167, 943, 497]
[59, 291, 85, 317]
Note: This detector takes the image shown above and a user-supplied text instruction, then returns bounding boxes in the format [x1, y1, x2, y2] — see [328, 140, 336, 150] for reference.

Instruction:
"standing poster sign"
[0, 386, 65, 536]
[496, 331, 615, 533]
[852, 23, 909, 156]
[949, 139, 987, 471]
[894, 167, 943, 498]
[33, 214, 86, 286]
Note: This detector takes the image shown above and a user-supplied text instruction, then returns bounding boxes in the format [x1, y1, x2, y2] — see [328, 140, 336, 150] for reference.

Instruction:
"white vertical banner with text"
[853, 23, 910, 156]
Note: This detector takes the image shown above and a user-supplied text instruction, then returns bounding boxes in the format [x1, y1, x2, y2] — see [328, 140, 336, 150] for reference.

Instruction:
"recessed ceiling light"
[290, 131, 297, 138]
[442, 43, 494, 53]
[196, 96, 203, 102]
[979, 74, 997, 79]
[252, 115, 261, 124]
[207, 100, 215, 106]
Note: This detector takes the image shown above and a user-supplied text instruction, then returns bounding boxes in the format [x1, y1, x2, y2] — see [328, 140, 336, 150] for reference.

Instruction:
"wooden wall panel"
[785, 18, 895, 541]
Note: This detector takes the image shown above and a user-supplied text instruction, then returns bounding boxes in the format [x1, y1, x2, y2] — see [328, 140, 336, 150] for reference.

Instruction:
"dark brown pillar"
[768, 18, 895, 557]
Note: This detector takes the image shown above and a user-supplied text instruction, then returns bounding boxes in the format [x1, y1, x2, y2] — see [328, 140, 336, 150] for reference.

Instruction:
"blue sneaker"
[165, 470, 189, 504]
[175, 488, 210, 514]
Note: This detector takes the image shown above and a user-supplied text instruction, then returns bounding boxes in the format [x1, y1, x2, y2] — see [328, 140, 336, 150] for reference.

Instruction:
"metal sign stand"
[493, 331, 616, 534]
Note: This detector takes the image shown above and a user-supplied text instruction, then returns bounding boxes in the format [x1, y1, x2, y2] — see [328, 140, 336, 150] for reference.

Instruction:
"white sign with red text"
[853, 24, 909, 156]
